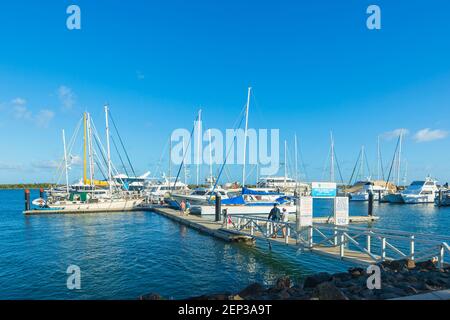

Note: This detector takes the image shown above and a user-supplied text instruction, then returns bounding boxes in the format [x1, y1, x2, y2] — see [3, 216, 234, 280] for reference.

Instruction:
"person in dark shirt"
[268, 203, 281, 221]
[268, 204, 281, 238]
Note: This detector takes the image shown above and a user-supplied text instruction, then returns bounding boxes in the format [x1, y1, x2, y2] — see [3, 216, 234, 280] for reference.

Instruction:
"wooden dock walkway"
[152, 207, 254, 243]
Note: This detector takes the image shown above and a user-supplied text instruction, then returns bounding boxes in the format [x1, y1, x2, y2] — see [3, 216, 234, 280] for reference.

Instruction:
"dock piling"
[24, 190, 31, 211]
[215, 193, 222, 222]
[368, 191, 374, 216]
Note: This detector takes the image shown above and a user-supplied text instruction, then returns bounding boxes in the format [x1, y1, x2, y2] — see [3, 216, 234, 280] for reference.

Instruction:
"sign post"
[297, 196, 313, 228]
[334, 196, 349, 226]
[311, 182, 337, 198]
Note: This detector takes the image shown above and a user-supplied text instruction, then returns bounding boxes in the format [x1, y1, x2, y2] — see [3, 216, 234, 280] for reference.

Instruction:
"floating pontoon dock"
[152, 207, 449, 268]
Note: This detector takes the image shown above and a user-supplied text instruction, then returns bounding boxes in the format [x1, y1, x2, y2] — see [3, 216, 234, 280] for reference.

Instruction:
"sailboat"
[187, 88, 296, 216]
[381, 131, 405, 203]
[31, 107, 144, 213]
[347, 144, 390, 201]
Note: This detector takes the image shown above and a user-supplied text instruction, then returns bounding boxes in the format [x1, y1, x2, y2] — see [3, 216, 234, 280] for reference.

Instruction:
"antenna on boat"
[105, 105, 113, 193]
[242, 87, 251, 188]
[62, 129, 69, 194]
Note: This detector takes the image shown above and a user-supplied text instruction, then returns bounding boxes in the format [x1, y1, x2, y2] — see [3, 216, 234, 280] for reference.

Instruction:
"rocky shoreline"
[141, 259, 450, 300]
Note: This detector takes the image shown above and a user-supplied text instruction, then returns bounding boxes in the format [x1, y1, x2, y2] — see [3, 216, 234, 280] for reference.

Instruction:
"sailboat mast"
[330, 131, 335, 182]
[397, 130, 403, 186]
[62, 129, 69, 194]
[169, 136, 172, 191]
[361, 145, 365, 180]
[242, 87, 251, 187]
[208, 129, 213, 188]
[105, 105, 112, 193]
[87, 113, 94, 189]
[196, 109, 202, 186]
[182, 136, 187, 185]
[284, 140, 288, 187]
[83, 112, 87, 185]
[294, 134, 299, 184]
[377, 136, 381, 181]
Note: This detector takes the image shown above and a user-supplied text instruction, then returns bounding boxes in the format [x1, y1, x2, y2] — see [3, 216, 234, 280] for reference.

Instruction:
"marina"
[1, 1, 450, 305]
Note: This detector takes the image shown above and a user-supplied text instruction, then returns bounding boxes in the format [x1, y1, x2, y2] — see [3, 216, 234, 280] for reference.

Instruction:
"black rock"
[238, 283, 265, 299]
[312, 282, 349, 300]
[303, 272, 332, 289]
[275, 276, 292, 290]
[415, 260, 437, 271]
[140, 293, 163, 300]
[333, 272, 352, 282]
[349, 267, 365, 278]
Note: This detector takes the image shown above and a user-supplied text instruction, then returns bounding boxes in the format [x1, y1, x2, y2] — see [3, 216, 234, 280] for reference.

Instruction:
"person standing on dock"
[281, 208, 289, 238]
[180, 200, 186, 215]
[185, 201, 191, 216]
[268, 204, 281, 238]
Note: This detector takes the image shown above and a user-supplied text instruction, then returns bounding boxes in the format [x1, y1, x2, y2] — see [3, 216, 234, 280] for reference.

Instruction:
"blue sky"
[0, 0, 449, 184]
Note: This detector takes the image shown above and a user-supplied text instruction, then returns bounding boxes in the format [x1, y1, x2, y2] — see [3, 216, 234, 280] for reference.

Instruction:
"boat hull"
[42, 198, 145, 213]
[190, 204, 297, 216]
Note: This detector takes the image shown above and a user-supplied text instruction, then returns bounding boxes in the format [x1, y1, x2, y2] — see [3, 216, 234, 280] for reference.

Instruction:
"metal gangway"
[225, 214, 450, 268]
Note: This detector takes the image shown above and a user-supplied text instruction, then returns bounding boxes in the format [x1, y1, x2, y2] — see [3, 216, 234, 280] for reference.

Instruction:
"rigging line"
[111, 135, 129, 177]
[90, 120, 109, 171]
[54, 116, 83, 186]
[384, 134, 401, 189]
[153, 137, 170, 180]
[209, 107, 247, 201]
[321, 145, 332, 181]
[172, 115, 198, 190]
[297, 139, 309, 182]
[93, 133, 109, 174]
[348, 151, 361, 186]
[379, 147, 385, 181]
[108, 111, 137, 177]
[363, 148, 372, 179]
[333, 149, 345, 185]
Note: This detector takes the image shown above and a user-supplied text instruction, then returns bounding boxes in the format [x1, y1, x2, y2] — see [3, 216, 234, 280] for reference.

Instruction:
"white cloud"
[69, 154, 83, 167]
[0, 162, 23, 170]
[381, 128, 409, 140]
[31, 160, 61, 169]
[413, 128, 448, 143]
[8, 98, 55, 128]
[58, 85, 76, 110]
[13, 105, 33, 120]
[35, 109, 55, 128]
[11, 97, 27, 106]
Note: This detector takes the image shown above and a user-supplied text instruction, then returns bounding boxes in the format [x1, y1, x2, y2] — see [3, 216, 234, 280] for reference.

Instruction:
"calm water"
[0, 189, 449, 300]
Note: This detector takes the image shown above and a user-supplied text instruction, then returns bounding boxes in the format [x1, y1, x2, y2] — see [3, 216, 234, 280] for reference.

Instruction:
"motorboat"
[401, 178, 439, 204]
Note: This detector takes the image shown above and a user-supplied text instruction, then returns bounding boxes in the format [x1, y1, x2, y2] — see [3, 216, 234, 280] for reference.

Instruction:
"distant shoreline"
[0, 184, 53, 190]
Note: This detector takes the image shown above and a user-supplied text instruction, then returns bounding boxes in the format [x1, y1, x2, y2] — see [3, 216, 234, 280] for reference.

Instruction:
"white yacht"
[257, 177, 310, 195]
[170, 186, 232, 206]
[401, 178, 439, 204]
[146, 180, 189, 204]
